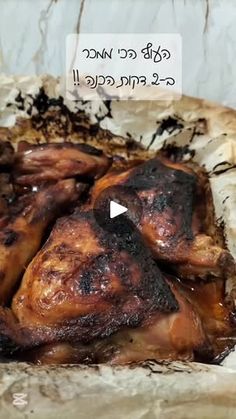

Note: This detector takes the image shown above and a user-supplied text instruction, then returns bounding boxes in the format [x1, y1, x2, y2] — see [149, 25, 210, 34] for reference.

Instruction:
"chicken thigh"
[14, 278, 207, 365]
[91, 157, 235, 279]
[0, 210, 187, 358]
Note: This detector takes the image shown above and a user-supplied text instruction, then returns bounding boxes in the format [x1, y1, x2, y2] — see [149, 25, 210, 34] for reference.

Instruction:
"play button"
[93, 185, 142, 234]
[110, 201, 128, 219]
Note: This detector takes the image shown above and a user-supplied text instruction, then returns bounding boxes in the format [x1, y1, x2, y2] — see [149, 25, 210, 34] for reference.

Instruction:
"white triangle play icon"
[110, 200, 128, 219]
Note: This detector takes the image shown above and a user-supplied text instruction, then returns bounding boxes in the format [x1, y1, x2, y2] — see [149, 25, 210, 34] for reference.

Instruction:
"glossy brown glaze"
[0, 179, 81, 305]
[91, 157, 235, 279]
[0, 211, 176, 349]
[14, 142, 112, 185]
[0, 142, 234, 366]
[176, 278, 236, 362]
[6, 277, 207, 364]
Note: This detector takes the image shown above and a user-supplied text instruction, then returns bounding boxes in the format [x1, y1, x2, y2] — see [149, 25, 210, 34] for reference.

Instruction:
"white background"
[0, 0, 236, 108]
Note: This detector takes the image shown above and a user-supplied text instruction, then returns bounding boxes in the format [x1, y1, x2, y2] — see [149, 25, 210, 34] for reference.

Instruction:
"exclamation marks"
[73, 69, 80, 85]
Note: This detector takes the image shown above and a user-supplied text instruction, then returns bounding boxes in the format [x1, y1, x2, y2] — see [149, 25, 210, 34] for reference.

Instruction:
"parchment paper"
[0, 74, 236, 418]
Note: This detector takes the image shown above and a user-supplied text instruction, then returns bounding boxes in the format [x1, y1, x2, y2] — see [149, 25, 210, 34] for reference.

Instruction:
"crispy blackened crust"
[0, 210, 178, 353]
[91, 157, 235, 279]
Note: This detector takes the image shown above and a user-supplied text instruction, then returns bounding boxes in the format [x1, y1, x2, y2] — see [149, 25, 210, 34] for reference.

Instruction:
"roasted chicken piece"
[0, 179, 83, 305]
[91, 157, 235, 279]
[4, 273, 233, 365]
[13, 277, 234, 365]
[15, 278, 207, 365]
[0, 210, 187, 359]
[14, 142, 111, 185]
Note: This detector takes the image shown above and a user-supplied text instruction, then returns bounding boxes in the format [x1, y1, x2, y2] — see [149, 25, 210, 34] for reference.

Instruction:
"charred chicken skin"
[0, 141, 111, 304]
[0, 210, 210, 363]
[91, 157, 235, 279]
